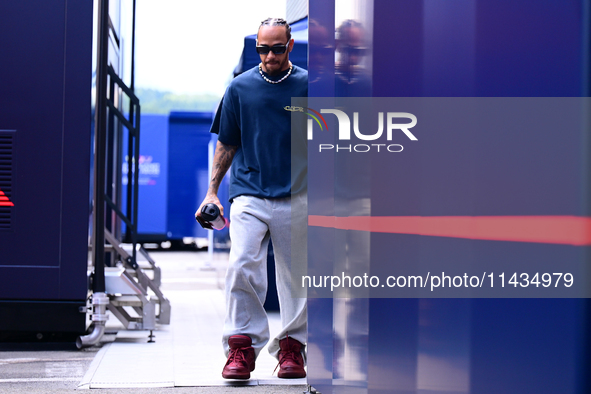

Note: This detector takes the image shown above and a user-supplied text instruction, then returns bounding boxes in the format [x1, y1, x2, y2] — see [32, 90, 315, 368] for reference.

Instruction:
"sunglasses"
[255, 42, 289, 55]
[341, 45, 368, 56]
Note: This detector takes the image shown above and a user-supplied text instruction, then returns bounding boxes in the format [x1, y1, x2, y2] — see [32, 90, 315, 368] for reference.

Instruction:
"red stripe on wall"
[0, 189, 13, 207]
[308, 215, 591, 246]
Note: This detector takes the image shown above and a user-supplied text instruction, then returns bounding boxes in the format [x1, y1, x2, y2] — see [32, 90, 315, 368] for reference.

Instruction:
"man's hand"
[195, 140, 237, 223]
[196, 193, 224, 219]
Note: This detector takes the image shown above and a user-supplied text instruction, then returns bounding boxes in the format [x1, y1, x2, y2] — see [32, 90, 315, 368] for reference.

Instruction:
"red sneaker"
[222, 335, 256, 379]
[277, 335, 306, 378]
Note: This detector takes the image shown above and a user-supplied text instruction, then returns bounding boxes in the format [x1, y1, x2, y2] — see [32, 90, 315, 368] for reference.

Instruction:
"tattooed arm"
[196, 140, 238, 217]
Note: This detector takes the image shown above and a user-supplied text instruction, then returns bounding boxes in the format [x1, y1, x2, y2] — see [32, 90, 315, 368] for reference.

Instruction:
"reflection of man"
[196, 18, 308, 380]
[332, 19, 372, 385]
[308, 19, 332, 85]
[335, 19, 371, 97]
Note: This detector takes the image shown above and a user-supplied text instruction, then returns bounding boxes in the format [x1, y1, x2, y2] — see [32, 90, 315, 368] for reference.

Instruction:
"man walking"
[196, 18, 307, 380]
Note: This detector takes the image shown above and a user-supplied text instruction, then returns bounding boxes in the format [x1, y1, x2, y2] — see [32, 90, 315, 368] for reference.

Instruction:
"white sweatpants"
[222, 194, 307, 360]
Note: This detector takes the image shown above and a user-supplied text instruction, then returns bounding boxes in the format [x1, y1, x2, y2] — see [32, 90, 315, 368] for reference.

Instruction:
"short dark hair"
[258, 17, 291, 41]
[336, 19, 364, 42]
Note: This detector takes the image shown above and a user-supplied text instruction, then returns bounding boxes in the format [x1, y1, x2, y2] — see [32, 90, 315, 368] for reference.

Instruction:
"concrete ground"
[0, 250, 310, 394]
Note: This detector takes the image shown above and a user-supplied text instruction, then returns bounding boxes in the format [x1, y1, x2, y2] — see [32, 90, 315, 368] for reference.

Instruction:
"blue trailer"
[124, 111, 231, 249]
[0, 0, 93, 334]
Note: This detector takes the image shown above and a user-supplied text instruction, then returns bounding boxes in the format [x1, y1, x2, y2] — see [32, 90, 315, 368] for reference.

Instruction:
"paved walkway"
[0, 250, 308, 394]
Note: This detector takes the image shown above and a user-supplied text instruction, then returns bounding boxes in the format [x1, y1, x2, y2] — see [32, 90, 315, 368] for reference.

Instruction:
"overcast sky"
[133, 0, 287, 96]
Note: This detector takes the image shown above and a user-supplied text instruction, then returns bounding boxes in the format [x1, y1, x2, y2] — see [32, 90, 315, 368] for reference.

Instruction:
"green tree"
[136, 88, 221, 114]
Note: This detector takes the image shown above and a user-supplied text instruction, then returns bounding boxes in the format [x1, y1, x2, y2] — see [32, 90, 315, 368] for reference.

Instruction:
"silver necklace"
[259, 62, 293, 84]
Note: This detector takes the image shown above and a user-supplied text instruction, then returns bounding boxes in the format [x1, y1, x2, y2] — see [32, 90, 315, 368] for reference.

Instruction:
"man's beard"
[264, 58, 288, 76]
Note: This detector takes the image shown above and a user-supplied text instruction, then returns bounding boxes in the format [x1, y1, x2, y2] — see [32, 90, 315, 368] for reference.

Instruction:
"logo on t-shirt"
[284, 106, 328, 131]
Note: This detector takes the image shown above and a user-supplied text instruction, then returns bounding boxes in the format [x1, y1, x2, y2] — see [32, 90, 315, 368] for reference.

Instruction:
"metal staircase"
[78, 0, 170, 348]
[104, 232, 171, 330]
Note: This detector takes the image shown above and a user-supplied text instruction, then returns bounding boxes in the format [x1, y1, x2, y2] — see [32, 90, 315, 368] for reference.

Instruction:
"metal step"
[110, 295, 143, 307]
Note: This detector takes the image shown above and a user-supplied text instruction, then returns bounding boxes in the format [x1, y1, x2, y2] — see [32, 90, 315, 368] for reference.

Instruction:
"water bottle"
[197, 203, 227, 230]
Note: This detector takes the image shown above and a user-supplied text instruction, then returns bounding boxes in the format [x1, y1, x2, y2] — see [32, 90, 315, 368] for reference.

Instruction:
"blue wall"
[122, 114, 169, 239]
[167, 112, 214, 240]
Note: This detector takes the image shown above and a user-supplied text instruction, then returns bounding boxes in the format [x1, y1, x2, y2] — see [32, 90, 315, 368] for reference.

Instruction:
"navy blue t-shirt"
[217, 64, 308, 201]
